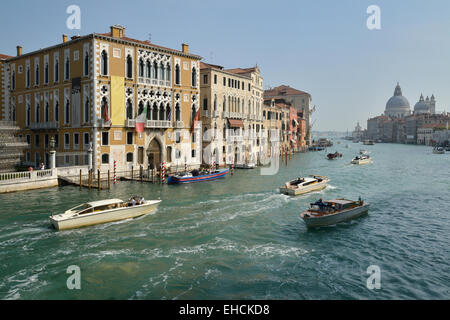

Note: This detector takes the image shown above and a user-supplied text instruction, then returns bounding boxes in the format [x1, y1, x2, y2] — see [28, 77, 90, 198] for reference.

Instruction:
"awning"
[228, 119, 244, 128]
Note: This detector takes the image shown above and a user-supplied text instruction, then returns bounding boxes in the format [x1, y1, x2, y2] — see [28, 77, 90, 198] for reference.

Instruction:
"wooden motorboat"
[50, 196, 161, 231]
[351, 154, 371, 165]
[300, 198, 369, 228]
[167, 168, 228, 184]
[279, 175, 329, 196]
[327, 152, 342, 160]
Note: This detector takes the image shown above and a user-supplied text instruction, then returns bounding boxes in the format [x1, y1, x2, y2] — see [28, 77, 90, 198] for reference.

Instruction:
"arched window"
[45, 102, 49, 122]
[54, 59, 59, 82]
[36, 103, 40, 123]
[26, 66, 30, 87]
[126, 55, 133, 79]
[146, 60, 151, 78]
[214, 95, 217, 111]
[84, 53, 89, 76]
[138, 101, 144, 115]
[26, 103, 31, 126]
[191, 105, 196, 123]
[175, 103, 181, 121]
[192, 67, 197, 87]
[65, 57, 70, 80]
[175, 64, 180, 85]
[101, 50, 108, 76]
[152, 103, 158, 120]
[65, 100, 70, 124]
[161, 63, 165, 81]
[126, 99, 133, 119]
[166, 64, 171, 82]
[55, 101, 59, 122]
[146, 102, 151, 120]
[84, 98, 89, 123]
[159, 104, 165, 120]
[153, 61, 158, 79]
[166, 104, 171, 121]
[158, 62, 163, 80]
[11, 71, 15, 90]
[44, 63, 49, 83]
[35, 65, 40, 85]
[139, 59, 144, 77]
[223, 96, 226, 112]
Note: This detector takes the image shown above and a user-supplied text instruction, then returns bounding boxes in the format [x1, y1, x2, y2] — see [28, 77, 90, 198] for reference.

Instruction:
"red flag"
[190, 107, 201, 133]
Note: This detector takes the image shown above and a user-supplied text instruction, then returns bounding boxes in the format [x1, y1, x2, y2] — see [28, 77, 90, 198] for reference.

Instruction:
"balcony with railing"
[99, 119, 112, 128]
[137, 77, 171, 88]
[126, 119, 136, 127]
[175, 121, 184, 128]
[146, 120, 171, 128]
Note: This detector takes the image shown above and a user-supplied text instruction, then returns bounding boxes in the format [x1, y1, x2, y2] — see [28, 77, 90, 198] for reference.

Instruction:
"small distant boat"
[432, 147, 445, 154]
[50, 196, 161, 231]
[280, 175, 329, 196]
[359, 149, 369, 155]
[300, 198, 369, 228]
[167, 168, 229, 184]
[327, 152, 342, 160]
[363, 140, 375, 145]
[351, 154, 371, 165]
[353, 140, 359, 143]
[235, 163, 256, 169]
[445, 146, 450, 152]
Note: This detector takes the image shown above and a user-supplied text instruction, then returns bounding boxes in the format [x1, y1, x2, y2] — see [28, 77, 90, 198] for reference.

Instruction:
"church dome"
[385, 83, 410, 118]
[414, 94, 429, 114]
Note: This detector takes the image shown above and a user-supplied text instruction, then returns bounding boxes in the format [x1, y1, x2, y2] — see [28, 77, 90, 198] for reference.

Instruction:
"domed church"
[384, 83, 411, 118]
[414, 94, 436, 114]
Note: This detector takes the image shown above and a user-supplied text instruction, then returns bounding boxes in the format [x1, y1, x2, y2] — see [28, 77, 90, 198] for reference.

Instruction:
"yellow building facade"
[1, 25, 202, 172]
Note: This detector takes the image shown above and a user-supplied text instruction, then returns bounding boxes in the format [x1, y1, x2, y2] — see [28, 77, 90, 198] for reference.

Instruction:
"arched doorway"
[147, 139, 162, 170]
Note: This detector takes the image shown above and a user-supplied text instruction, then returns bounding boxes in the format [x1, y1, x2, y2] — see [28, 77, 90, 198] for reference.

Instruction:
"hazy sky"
[1, 0, 449, 131]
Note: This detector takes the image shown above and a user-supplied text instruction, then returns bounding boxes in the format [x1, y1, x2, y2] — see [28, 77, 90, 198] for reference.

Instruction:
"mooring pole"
[140, 165, 143, 183]
[131, 166, 134, 181]
[108, 170, 111, 190]
[79, 169, 82, 188]
[97, 169, 101, 190]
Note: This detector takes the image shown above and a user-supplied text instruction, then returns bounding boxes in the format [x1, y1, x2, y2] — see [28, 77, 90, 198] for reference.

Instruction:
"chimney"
[110, 25, 125, 38]
[182, 43, 189, 53]
[62, 34, 68, 43]
[16, 46, 22, 56]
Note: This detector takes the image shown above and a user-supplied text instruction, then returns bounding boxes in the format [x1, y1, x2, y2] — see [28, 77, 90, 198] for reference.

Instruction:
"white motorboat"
[280, 175, 329, 196]
[300, 198, 369, 228]
[363, 140, 375, 145]
[50, 196, 161, 231]
[359, 149, 369, 155]
[432, 147, 445, 154]
[351, 154, 372, 165]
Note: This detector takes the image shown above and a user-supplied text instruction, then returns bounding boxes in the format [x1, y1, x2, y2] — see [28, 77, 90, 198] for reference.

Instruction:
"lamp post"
[49, 137, 56, 169]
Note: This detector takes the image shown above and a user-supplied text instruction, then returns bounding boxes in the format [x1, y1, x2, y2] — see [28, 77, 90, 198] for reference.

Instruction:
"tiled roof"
[419, 123, 446, 129]
[200, 62, 224, 70]
[224, 67, 257, 74]
[0, 54, 13, 60]
[264, 85, 309, 97]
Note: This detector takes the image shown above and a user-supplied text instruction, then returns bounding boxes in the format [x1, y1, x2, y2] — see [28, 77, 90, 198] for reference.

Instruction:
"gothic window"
[158, 62, 163, 80]
[101, 50, 108, 76]
[65, 99, 70, 124]
[26, 66, 30, 87]
[159, 104, 165, 120]
[54, 59, 59, 82]
[44, 63, 49, 84]
[152, 103, 158, 120]
[161, 63, 165, 81]
[138, 101, 144, 115]
[192, 67, 197, 87]
[26, 103, 31, 126]
[11, 71, 16, 90]
[175, 103, 181, 121]
[45, 102, 49, 122]
[126, 99, 133, 119]
[166, 64, 171, 82]
[84, 97, 89, 123]
[203, 98, 208, 111]
[65, 57, 70, 80]
[153, 61, 158, 79]
[139, 59, 144, 77]
[84, 52, 89, 76]
[35, 64, 40, 85]
[146, 102, 151, 120]
[36, 102, 40, 122]
[146, 60, 151, 78]
[126, 55, 133, 79]
[55, 101, 59, 122]
[166, 104, 171, 121]
[175, 64, 180, 85]
[101, 97, 108, 121]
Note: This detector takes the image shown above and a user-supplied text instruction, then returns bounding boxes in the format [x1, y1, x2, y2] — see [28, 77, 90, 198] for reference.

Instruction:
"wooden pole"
[140, 165, 143, 183]
[97, 169, 101, 190]
[89, 170, 92, 189]
[108, 170, 111, 190]
[131, 166, 134, 181]
[79, 169, 82, 188]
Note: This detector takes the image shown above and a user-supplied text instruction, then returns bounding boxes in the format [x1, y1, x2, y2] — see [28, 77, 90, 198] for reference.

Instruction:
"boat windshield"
[69, 204, 92, 213]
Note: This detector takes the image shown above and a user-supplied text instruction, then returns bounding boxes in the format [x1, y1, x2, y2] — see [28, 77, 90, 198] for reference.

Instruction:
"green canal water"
[0, 143, 449, 300]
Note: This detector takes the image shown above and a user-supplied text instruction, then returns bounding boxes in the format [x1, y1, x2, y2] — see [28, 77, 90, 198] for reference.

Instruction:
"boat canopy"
[86, 199, 124, 207]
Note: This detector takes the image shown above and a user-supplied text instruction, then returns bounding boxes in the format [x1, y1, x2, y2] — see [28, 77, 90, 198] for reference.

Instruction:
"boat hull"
[301, 204, 369, 228]
[351, 158, 372, 165]
[50, 201, 161, 231]
[167, 169, 228, 184]
[280, 179, 329, 196]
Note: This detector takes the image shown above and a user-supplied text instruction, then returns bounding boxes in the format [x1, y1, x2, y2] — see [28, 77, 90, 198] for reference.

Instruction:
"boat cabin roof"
[326, 199, 355, 205]
[86, 199, 124, 207]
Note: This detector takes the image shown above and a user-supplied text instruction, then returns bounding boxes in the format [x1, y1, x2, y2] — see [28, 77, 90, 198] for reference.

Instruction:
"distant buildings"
[367, 82, 449, 145]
